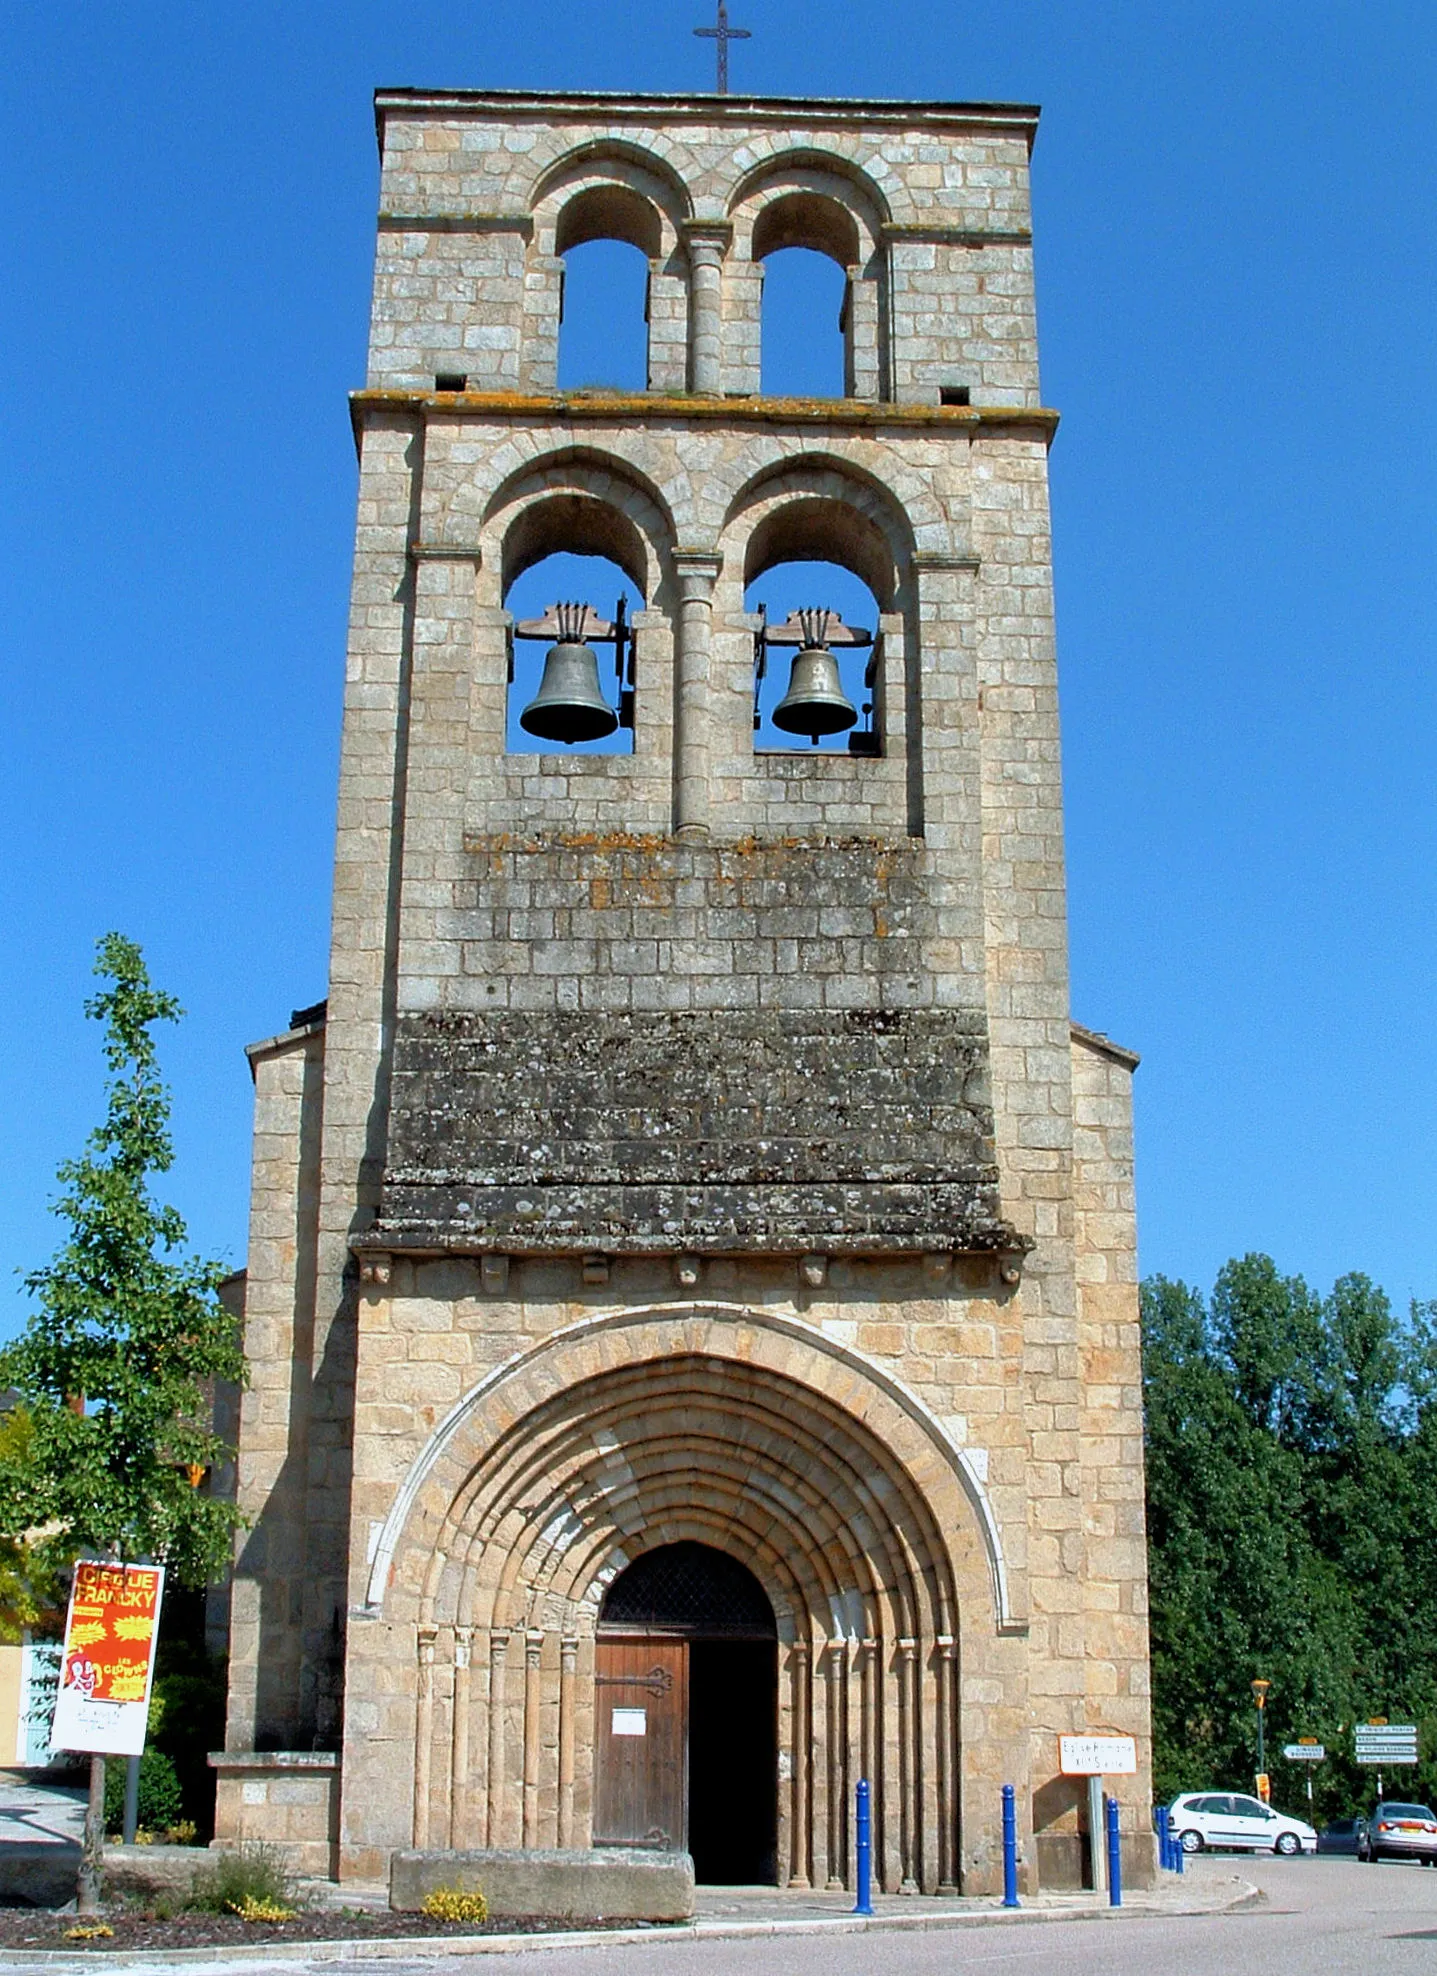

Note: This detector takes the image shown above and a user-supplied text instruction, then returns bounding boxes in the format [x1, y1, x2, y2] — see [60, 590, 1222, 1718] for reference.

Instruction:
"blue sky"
[1, 1, 1434, 1335]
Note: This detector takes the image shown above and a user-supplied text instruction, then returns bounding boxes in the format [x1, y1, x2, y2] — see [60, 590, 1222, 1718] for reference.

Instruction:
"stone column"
[672, 551, 722, 840]
[451, 1627, 473, 1850]
[788, 1642, 812, 1889]
[934, 1636, 958, 1893]
[557, 1637, 579, 1846]
[897, 1638, 919, 1892]
[485, 1631, 508, 1848]
[522, 1631, 544, 1847]
[861, 1636, 881, 1881]
[413, 1627, 437, 1849]
[824, 1641, 848, 1888]
[683, 222, 731, 394]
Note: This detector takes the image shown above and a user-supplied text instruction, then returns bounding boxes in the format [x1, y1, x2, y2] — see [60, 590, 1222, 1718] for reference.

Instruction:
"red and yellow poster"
[50, 1561, 166, 1757]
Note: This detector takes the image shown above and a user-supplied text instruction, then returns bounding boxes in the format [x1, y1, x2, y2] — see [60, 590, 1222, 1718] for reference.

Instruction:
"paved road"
[64, 1854, 1436, 1976]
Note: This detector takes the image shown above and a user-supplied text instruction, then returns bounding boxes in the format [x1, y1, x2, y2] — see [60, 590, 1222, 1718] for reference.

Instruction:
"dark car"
[1318, 1817, 1366, 1856]
[1358, 1802, 1437, 1864]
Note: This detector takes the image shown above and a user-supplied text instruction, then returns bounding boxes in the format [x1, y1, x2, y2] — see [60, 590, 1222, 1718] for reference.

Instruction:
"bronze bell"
[519, 623, 619, 744]
[771, 644, 858, 743]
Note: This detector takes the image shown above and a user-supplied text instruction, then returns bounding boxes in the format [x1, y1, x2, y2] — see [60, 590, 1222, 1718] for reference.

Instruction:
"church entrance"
[593, 1541, 778, 1883]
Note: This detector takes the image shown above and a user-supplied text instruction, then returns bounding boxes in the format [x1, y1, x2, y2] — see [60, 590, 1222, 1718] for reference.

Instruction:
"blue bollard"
[1156, 1803, 1171, 1871]
[1106, 1793, 1122, 1907]
[1001, 1782, 1020, 1907]
[853, 1777, 874, 1915]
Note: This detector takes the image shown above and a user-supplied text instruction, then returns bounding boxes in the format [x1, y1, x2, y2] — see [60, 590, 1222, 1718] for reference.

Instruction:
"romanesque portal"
[215, 83, 1153, 1896]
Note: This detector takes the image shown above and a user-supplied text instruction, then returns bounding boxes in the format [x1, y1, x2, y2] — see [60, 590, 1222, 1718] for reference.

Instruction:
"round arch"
[363, 1303, 1018, 1633]
[475, 447, 679, 606]
[532, 141, 693, 259]
[722, 456, 925, 611]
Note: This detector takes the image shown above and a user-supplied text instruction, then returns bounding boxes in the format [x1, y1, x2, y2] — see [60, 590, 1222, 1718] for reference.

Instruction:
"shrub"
[235, 1895, 295, 1922]
[103, 1749, 184, 1837]
[186, 1843, 301, 1917]
[421, 1884, 489, 1923]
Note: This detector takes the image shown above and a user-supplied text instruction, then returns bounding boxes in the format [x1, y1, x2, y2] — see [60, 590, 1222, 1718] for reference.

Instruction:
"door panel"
[593, 1638, 687, 1849]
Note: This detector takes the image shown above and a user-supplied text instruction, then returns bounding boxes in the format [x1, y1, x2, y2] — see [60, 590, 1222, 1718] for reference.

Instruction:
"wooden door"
[593, 1637, 687, 1850]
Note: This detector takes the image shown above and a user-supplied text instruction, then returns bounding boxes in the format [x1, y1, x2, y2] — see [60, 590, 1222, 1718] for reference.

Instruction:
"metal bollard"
[1156, 1803, 1171, 1871]
[853, 1777, 874, 1915]
[1105, 1793, 1122, 1907]
[1001, 1782, 1020, 1907]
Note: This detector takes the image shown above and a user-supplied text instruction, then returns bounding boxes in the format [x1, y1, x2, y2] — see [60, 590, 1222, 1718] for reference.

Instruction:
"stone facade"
[217, 87, 1153, 1894]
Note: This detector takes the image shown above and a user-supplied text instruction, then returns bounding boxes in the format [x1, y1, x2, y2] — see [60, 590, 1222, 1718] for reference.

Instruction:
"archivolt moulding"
[359, 1300, 1024, 1634]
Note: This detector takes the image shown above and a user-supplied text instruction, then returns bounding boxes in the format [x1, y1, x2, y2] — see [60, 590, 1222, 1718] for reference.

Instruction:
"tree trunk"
[77, 1752, 105, 1913]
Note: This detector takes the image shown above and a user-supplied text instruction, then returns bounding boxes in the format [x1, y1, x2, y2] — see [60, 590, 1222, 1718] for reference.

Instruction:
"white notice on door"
[611, 1707, 647, 1737]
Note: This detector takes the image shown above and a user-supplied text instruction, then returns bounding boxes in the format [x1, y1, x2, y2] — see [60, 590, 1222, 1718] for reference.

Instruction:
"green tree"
[0, 935, 245, 1907]
[1144, 1258, 1437, 1822]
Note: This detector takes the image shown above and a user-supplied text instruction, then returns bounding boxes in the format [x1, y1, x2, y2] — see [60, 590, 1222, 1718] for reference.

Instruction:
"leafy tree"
[0, 935, 245, 1905]
[1143, 1257, 1437, 1822]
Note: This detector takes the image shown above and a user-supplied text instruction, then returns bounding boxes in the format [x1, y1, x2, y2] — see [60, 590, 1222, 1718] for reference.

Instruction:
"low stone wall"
[102, 1844, 211, 1902]
[390, 1848, 696, 1923]
[209, 1751, 339, 1877]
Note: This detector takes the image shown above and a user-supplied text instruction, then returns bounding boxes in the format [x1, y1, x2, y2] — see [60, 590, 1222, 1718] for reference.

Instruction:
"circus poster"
[50, 1561, 166, 1757]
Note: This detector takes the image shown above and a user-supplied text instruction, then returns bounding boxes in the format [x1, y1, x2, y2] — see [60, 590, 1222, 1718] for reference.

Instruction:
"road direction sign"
[1059, 1734, 1137, 1776]
[1355, 1723, 1417, 1765]
[1283, 1743, 1325, 1761]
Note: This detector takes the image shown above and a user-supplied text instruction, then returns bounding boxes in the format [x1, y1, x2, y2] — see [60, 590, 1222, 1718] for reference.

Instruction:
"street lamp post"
[1252, 1679, 1271, 1800]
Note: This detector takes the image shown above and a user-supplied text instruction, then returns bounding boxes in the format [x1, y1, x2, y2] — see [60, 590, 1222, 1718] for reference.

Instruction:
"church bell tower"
[218, 83, 1154, 1897]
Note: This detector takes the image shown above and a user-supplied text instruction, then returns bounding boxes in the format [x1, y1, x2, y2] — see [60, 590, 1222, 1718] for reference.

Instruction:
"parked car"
[1168, 1792, 1318, 1855]
[1358, 1803, 1437, 1865]
[1318, 1817, 1367, 1856]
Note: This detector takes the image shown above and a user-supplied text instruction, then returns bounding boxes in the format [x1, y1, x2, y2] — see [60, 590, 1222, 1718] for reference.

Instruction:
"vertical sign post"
[1059, 1735, 1137, 1894]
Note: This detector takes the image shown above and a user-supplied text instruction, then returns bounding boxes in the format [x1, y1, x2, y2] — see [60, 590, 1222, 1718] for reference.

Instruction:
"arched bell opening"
[752, 193, 861, 400]
[745, 500, 889, 753]
[501, 494, 646, 755]
[557, 237, 651, 393]
[553, 185, 661, 393]
[596, 1542, 778, 1882]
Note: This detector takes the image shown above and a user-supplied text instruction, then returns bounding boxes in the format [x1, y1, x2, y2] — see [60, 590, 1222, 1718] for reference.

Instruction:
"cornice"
[349, 388, 1059, 451]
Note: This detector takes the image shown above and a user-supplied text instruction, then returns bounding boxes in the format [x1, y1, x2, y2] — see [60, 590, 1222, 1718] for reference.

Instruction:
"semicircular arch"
[473, 447, 678, 603]
[364, 1303, 1022, 1636]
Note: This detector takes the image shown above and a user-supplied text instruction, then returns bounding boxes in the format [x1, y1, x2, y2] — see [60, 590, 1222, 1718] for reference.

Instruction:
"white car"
[1169, 1791, 1317, 1855]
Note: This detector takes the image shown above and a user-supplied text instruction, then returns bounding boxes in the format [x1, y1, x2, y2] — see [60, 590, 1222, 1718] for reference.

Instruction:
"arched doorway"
[595, 1541, 778, 1883]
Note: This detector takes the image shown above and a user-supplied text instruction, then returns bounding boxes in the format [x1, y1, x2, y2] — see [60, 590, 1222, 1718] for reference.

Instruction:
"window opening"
[558, 239, 650, 392]
[746, 559, 879, 753]
[940, 384, 971, 406]
[599, 1542, 776, 1636]
[435, 372, 468, 393]
[759, 247, 846, 397]
[505, 551, 641, 754]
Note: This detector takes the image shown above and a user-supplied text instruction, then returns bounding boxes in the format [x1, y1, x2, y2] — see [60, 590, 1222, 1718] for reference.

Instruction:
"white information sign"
[1283, 1743, 1325, 1762]
[1355, 1724, 1417, 1765]
[1059, 1734, 1137, 1777]
[611, 1708, 647, 1737]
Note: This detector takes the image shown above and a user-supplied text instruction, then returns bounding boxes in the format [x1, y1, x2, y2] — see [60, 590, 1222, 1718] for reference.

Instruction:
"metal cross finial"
[694, 0, 750, 93]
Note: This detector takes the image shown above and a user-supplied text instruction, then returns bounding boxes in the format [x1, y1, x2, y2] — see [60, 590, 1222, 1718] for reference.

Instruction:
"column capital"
[673, 548, 723, 599]
[681, 218, 734, 256]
